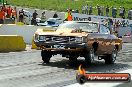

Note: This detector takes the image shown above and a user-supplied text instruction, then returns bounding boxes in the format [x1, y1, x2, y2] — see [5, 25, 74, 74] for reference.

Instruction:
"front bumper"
[34, 41, 87, 51]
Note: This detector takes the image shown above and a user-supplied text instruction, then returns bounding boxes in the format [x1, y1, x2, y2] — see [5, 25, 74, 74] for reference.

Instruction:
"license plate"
[54, 45, 65, 49]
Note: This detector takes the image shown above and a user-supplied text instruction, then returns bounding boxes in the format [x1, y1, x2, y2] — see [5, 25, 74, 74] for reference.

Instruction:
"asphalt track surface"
[0, 43, 132, 87]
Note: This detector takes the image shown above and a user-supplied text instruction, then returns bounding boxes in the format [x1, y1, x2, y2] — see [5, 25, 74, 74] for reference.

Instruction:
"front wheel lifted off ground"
[41, 50, 52, 63]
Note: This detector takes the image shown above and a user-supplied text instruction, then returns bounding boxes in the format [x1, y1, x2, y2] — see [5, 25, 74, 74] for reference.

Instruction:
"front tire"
[105, 47, 117, 64]
[41, 50, 52, 63]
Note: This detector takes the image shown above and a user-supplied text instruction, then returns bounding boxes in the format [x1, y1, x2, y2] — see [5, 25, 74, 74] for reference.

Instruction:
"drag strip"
[0, 43, 132, 87]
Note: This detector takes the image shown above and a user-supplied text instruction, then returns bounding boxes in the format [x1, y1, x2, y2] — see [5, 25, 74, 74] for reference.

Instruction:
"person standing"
[112, 7, 115, 18]
[89, 5, 92, 15]
[122, 7, 126, 19]
[112, 7, 117, 18]
[115, 20, 120, 35]
[108, 18, 114, 32]
[85, 4, 88, 14]
[32, 10, 38, 25]
[114, 7, 117, 18]
[68, 12, 72, 21]
[40, 11, 46, 23]
[101, 6, 104, 16]
[106, 5, 109, 17]
[97, 5, 101, 16]
[2, 5, 7, 12]
[12, 7, 17, 21]
[65, 9, 71, 21]
[7, 6, 12, 18]
[82, 6, 85, 14]
[53, 12, 58, 18]
[19, 9, 24, 22]
[0, 7, 5, 24]
[119, 6, 123, 18]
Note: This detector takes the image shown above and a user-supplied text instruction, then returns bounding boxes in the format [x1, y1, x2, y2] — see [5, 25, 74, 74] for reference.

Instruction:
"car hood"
[38, 28, 88, 37]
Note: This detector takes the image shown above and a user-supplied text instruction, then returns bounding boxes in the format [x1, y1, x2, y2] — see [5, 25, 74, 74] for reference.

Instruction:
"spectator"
[97, 5, 101, 16]
[115, 20, 120, 33]
[68, 12, 72, 21]
[2, 5, 6, 12]
[40, 11, 46, 23]
[12, 7, 17, 20]
[32, 10, 38, 25]
[119, 6, 123, 18]
[126, 20, 129, 26]
[89, 5, 92, 15]
[112, 7, 117, 18]
[108, 18, 114, 32]
[85, 4, 88, 14]
[33, 10, 38, 19]
[19, 9, 24, 22]
[75, 9, 79, 13]
[53, 12, 58, 18]
[64, 9, 68, 21]
[82, 6, 85, 14]
[114, 7, 117, 18]
[0, 7, 5, 24]
[106, 5, 109, 17]
[122, 7, 126, 19]
[65, 9, 71, 21]
[128, 9, 132, 20]
[6, 6, 12, 18]
[101, 6, 104, 16]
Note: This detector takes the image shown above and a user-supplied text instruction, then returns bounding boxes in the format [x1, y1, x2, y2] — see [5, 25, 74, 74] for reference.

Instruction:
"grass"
[7, 0, 132, 17]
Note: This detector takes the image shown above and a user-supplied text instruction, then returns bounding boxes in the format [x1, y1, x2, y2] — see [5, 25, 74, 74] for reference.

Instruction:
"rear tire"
[41, 50, 52, 63]
[69, 56, 77, 62]
[105, 47, 117, 64]
[84, 48, 94, 65]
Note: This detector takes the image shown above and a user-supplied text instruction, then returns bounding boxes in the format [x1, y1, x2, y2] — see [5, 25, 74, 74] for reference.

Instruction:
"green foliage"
[8, 0, 132, 17]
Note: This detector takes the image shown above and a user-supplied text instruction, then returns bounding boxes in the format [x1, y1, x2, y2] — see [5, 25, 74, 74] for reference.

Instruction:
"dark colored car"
[34, 21, 122, 64]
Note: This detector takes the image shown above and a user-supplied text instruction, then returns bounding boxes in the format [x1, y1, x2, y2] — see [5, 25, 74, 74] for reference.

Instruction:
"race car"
[37, 18, 63, 27]
[34, 21, 122, 64]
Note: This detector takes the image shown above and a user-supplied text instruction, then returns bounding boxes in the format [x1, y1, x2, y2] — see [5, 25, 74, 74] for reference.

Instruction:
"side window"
[100, 25, 110, 34]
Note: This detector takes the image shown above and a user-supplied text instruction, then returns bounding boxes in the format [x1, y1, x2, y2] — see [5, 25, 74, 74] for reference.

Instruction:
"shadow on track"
[38, 58, 131, 73]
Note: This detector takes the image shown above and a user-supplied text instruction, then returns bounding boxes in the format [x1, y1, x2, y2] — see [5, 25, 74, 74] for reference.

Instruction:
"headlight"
[34, 34, 39, 41]
[39, 35, 45, 41]
[75, 37, 83, 42]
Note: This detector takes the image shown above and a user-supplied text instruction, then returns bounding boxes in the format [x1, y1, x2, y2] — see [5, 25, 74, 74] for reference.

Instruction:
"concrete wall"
[0, 24, 51, 44]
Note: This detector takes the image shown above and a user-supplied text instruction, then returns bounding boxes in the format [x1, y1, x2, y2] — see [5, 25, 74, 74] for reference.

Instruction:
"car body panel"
[34, 21, 122, 56]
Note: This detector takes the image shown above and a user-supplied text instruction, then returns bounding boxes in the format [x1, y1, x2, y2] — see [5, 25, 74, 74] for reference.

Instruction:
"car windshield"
[46, 19, 57, 25]
[47, 19, 57, 22]
[57, 22, 99, 32]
